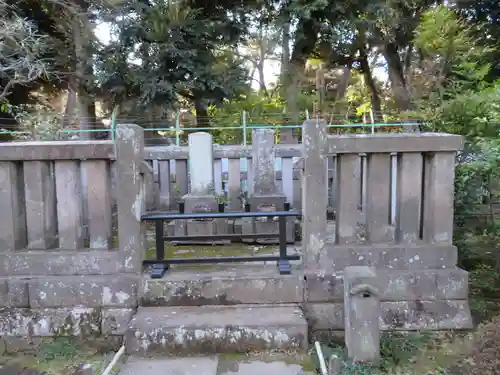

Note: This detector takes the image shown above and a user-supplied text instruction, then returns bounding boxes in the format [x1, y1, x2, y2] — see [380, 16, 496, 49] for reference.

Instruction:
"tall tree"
[97, 0, 249, 126]
[454, 0, 500, 81]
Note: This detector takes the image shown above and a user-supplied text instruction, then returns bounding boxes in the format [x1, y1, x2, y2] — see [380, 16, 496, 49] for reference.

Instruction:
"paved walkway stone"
[120, 357, 219, 375]
[119, 355, 316, 375]
[216, 358, 312, 375]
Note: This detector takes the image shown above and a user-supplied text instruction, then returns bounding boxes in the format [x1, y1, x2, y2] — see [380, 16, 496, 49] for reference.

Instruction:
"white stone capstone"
[188, 132, 214, 195]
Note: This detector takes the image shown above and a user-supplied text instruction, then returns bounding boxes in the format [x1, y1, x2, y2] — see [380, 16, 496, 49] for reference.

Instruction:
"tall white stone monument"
[178, 132, 227, 243]
[183, 132, 218, 213]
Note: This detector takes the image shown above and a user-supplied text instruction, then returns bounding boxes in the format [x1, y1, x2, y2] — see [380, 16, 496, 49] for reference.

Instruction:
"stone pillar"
[180, 132, 226, 243]
[344, 266, 380, 364]
[302, 119, 328, 266]
[422, 151, 456, 244]
[116, 124, 147, 273]
[0, 162, 26, 251]
[189, 132, 214, 195]
[245, 129, 291, 244]
[24, 161, 57, 249]
[182, 132, 217, 212]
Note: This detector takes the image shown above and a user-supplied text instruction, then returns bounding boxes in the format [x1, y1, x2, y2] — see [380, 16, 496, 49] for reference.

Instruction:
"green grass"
[145, 243, 280, 260]
[0, 338, 122, 375]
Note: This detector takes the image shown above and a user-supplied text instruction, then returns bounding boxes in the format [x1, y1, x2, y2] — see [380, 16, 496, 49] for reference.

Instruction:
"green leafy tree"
[97, 0, 250, 127]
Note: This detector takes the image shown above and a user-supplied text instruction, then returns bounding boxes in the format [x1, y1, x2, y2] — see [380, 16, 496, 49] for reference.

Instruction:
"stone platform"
[0, 260, 472, 353]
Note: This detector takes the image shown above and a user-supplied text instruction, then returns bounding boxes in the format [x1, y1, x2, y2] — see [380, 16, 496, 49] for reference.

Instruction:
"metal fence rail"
[141, 202, 300, 279]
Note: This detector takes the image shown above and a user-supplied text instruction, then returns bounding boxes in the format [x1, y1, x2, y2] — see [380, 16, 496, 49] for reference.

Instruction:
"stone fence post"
[301, 119, 328, 266]
[116, 124, 147, 273]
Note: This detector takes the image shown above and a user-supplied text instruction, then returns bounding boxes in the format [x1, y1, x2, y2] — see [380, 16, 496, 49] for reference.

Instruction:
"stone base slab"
[305, 267, 469, 302]
[27, 274, 138, 308]
[0, 307, 134, 336]
[241, 219, 295, 244]
[140, 265, 304, 306]
[305, 300, 473, 331]
[125, 304, 308, 355]
[0, 250, 121, 277]
[139, 266, 468, 307]
[318, 243, 458, 269]
[182, 195, 219, 213]
[0, 274, 139, 308]
[248, 194, 287, 211]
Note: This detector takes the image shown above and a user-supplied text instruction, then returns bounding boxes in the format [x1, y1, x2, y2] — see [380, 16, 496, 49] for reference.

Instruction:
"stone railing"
[142, 143, 302, 211]
[301, 120, 464, 266]
[0, 140, 116, 253]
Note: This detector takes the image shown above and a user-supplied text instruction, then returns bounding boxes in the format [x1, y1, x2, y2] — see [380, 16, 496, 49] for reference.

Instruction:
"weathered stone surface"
[140, 266, 303, 306]
[365, 154, 392, 243]
[305, 300, 473, 331]
[24, 161, 57, 249]
[422, 152, 457, 244]
[102, 308, 135, 335]
[0, 141, 114, 161]
[0, 250, 120, 276]
[319, 244, 458, 270]
[324, 133, 463, 154]
[28, 275, 138, 308]
[116, 124, 147, 273]
[0, 161, 27, 251]
[144, 144, 301, 161]
[183, 196, 219, 215]
[0, 308, 100, 336]
[217, 358, 310, 375]
[54, 160, 84, 249]
[0, 278, 29, 307]
[251, 129, 277, 196]
[335, 154, 361, 245]
[187, 132, 214, 195]
[84, 160, 113, 249]
[343, 266, 380, 363]
[301, 120, 328, 266]
[396, 153, 423, 243]
[126, 304, 308, 355]
[305, 268, 468, 302]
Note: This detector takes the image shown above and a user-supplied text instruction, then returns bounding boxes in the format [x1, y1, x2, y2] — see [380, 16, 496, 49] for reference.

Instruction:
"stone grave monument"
[242, 129, 293, 244]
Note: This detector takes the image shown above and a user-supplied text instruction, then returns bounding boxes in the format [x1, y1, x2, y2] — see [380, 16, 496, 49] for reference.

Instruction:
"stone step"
[140, 265, 303, 306]
[125, 304, 308, 355]
[139, 265, 468, 307]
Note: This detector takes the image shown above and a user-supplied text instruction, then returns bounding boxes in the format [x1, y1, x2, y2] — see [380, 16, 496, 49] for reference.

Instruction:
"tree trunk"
[72, 8, 97, 139]
[383, 42, 412, 112]
[61, 76, 77, 129]
[279, 13, 290, 85]
[335, 63, 352, 101]
[257, 18, 268, 96]
[257, 59, 267, 96]
[195, 100, 209, 129]
[284, 17, 318, 124]
[359, 54, 383, 122]
[315, 63, 325, 113]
